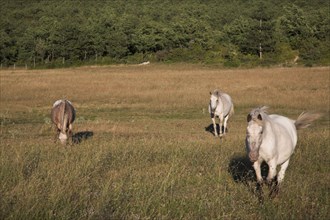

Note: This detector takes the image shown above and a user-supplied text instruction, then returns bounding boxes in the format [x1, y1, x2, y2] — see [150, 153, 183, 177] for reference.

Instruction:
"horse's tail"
[295, 112, 321, 130]
[229, 103, 234, 117]
[61, 101, 68, 133]
[222, 94, 234, 117]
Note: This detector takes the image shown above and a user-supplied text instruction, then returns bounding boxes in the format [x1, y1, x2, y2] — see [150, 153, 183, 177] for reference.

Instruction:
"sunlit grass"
[0, 64, 329, 219]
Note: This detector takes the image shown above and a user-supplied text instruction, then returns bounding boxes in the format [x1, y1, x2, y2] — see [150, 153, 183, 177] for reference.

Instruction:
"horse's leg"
[69, 124, 73, 138]
[256, 181, 264, 203]
[54, 127, 60, 143]
[253, 161, 263, 184]
[68, 124, 73, 144]
[269, 178, 280, 199]
[266, 160, 280, 198]
[212, 117, 218, 136]
[223, 115, 229, 135]
[68, 124, 72, 135]
[219, 113, 224, 137]
[266, 160, 277, 184]
[269, 159, 290, 198]
[277, 159, 289, 184]
[253, 160, 264, 202]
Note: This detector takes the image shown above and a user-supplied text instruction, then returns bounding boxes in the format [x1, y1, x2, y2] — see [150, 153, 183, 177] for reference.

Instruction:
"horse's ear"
[257, 114, 262, 121]
[247, 114, 252, 122]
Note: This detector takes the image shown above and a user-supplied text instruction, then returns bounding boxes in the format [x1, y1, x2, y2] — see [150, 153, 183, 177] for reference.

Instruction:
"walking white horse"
[51, 100, 76, 145]
[209, 89, 234, 137]
[246, 106, 320, 197]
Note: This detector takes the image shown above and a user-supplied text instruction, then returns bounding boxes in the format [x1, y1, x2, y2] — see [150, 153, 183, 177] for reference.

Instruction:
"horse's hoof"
[266, 180, 272, 187]
[266, 177, 277, 189]
[256, 182, 264, 203]
[257, 180, 263, 187]
[269, 186, 280, 199]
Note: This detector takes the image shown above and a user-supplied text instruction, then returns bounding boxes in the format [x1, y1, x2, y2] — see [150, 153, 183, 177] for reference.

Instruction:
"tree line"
[1, 0, 329, 68]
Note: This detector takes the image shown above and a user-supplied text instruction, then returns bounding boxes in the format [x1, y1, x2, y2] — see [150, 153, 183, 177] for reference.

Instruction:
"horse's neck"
[262, 117, 276, 139]
[261, 116, 288, 147]
[218, 97, 232, 115]
[258, 119, 278, 160]
[215, 100, 224, 113]
[218, 94, 226, 103]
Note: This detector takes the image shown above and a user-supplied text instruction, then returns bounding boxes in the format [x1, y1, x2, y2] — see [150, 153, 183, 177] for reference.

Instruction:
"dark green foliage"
[0, 0, 329, 67]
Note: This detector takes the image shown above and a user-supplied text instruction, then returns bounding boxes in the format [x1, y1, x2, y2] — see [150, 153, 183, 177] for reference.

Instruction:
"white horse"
[246, 106, 320, 197]
[51, 100, 76, 145]
[209, 89, 234, 137]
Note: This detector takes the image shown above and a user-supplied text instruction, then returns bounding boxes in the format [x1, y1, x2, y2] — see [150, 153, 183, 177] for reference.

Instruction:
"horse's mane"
[211, 89, 220, 97]
[250, 106, 268, 115]
[212, 89, 225, 98]
[248, 106, 269, 124]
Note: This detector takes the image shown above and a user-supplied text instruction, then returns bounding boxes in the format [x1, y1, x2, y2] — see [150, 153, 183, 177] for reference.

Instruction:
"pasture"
[0, 65, 329, 219]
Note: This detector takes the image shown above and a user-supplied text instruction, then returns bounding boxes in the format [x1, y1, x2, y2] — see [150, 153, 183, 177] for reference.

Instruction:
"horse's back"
[51, 100, 75, 125]
[269, 114, 298, 150]
[219, 93, 234, 116]
[65, 100, 76, 123]
[51, 101, 64, 124]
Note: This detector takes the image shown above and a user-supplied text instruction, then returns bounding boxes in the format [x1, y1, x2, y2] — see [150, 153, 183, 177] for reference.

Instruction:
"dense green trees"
[0, 0, 329, 68]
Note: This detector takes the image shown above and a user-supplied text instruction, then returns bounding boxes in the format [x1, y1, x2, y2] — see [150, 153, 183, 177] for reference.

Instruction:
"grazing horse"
[51, 100, 76, 145]
[246, 106, 320, 198]
[208, 89, 234, 137]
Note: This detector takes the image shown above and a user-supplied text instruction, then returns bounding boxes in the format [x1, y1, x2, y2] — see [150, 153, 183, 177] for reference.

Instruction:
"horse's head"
[59, 132, 68, 145]
[246, 112, 264, 162]
[209, 91, 220, 112]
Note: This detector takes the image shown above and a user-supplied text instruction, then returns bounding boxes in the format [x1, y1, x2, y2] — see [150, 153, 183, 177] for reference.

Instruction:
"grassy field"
[0, 64, 329, 219]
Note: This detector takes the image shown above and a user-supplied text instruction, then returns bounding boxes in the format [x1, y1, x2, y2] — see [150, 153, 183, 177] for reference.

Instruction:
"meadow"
[0, 64, 329, 219]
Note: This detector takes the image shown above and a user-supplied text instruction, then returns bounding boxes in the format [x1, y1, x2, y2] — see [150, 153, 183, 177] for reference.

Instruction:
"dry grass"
[0, 64, 329, 219]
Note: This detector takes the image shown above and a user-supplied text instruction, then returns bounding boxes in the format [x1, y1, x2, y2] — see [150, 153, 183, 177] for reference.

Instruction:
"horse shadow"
[228, 154, 269, 202]
[72, 131, 94, 144]
[205, 123, 228, 136]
